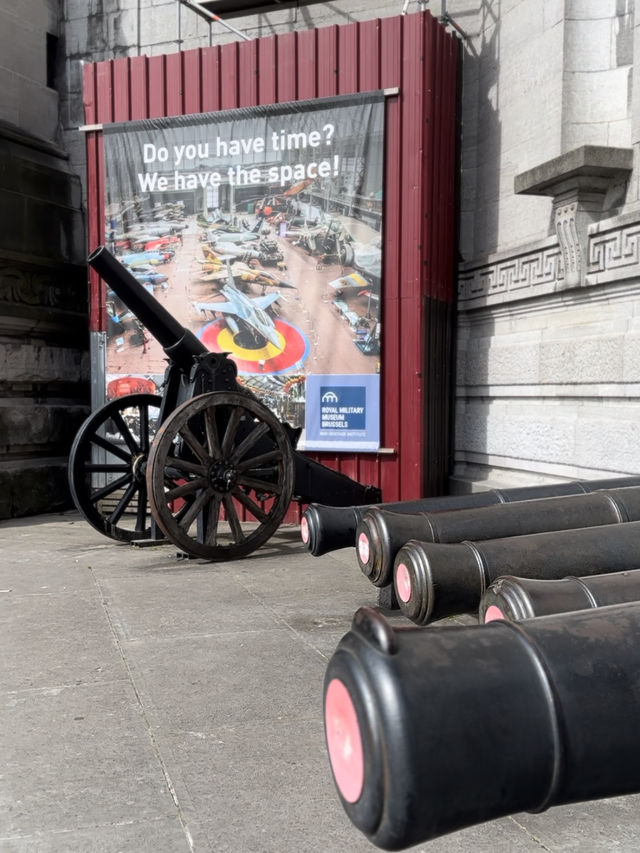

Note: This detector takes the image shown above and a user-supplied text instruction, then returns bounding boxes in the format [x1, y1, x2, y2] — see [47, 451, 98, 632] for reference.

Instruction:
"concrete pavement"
[2, 511, 640, 852]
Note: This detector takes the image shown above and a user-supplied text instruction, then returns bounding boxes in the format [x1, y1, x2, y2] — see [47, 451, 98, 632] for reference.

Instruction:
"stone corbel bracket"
[515, 145, 633, 288]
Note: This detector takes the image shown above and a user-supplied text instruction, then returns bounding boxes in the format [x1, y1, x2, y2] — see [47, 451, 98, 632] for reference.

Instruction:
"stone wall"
[449, 0, 640, 492]
[0, 3, 89, 518]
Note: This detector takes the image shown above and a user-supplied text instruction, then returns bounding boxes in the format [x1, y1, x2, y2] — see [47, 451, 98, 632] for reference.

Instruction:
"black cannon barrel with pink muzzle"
[356, 484, 640, 587]
[323, 603, 640, 850]
[479, 569, 640, 623]
[393, 519, 640, 626]
[301, 475, 640, 557]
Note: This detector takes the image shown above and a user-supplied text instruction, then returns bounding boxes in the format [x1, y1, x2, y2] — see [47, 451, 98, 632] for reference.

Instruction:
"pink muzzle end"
[300, 516, 309, 544]
[484, 604, 506, 623]
[325, 678, 365, 804]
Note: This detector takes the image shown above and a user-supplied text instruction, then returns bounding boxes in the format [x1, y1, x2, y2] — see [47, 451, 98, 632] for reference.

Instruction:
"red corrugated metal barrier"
[83, 11, 459, 513]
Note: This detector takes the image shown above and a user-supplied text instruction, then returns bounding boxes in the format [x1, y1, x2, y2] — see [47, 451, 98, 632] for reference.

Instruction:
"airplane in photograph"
[131, 268, 169, 287]
[194, 263, 285, 350]
[196, 250, 294, 291]
[117, 250, 173, 267]
[201, 242, 261, 264]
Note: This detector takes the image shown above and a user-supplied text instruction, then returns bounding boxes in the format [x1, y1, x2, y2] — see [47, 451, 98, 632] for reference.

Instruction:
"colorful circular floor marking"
[199, 318, 309, 374]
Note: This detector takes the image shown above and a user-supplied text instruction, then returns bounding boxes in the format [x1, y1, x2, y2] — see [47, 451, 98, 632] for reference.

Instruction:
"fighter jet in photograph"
[118, 250, 173, 267]
[194, 263, 286, 350]
[195, 248, 294, 291]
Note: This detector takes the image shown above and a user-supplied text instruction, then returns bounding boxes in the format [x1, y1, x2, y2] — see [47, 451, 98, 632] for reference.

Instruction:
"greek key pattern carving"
[588, 223, 640, 276]
[458, 244, 563, 305]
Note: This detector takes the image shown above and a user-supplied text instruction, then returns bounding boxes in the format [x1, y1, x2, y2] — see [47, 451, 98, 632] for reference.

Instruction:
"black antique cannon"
[357, 484, 640, 586]
[393, 518, 640, 625]
[68, 246, 380, 559]
[300, 475, 640, 556]
[480, 569, 640, 623]
[324, 604, 640, 850]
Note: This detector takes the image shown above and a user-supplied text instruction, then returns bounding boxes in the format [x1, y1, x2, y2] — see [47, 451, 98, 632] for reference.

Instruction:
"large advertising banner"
[102, 92, 384, 451]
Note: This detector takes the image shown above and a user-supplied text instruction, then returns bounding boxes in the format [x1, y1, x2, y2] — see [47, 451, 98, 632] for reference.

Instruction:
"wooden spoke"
[223, 494, 245, 543]
[163, 456, 207, 477]
[204, 406, 223, 459]
[178, 422, 211, 465]
[88, 472, 133, 505]
[220, 405, 244, 457]
[89, 432, 133, 464]
[110, 409, 140, 456]
[232, 487, 269, 522]
[68, 394, 162, 542]
[178, 486, 215, 531]
[204, 494, 223, 545]
[229, 422, 271, 465]
[237, 473, 284, 495]
[146, 392, 293, 560]
[164, 477, 210, 502]
[234, 448, 283, 474]
[109, 480, 139, 525]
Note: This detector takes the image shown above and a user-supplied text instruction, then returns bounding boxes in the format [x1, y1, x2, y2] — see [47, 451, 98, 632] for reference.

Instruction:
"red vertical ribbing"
[220, 42, 239, 109]
[165, 51, 184, 116]
[379, 14, 403, 500]
[82, 62, 96, 125]
[148, 55, 166, 117]
[201, 45, 220, 112]
[113, 58, 131, 121]
[422, 15, 436, 300]
[296, 29, 317, 100]
[358, 19, 381, 91]
[129, 55, 149, 119]
[183, 49, 202, 114]
[95, 61, 113, 123]
[258, 36, 277, 104]
[397, 13, 427, 497]
[317, 25, 338, 97]
[337, 22, 358, 94]
[276, 32, 297, 102]
[238, 39, 258, 107]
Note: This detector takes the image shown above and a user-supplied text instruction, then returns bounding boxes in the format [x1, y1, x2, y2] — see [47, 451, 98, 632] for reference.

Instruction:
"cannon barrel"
[300, 495, 496, 556]
[300, 475, 640, 557]
[393, 519, 640, 625]
[358, 484, 640, 587]
[324, 604, 640, 850]
[88, 245, 206, 367]
[480, 569, 640, 623]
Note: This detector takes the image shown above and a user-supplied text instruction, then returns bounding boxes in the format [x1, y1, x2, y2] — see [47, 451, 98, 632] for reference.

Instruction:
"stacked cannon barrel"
[302, 476, 640, 849]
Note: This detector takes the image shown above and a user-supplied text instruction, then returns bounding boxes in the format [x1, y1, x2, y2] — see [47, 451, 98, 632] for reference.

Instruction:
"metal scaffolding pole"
[177, 0, 251, 42]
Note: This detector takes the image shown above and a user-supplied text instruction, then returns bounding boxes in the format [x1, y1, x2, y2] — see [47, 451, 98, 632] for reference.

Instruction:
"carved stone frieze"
[588, 218, 640, 282]
[0, 261, 85, 314]
[458, 239, 563, 308]
[459, 212, 640, 309]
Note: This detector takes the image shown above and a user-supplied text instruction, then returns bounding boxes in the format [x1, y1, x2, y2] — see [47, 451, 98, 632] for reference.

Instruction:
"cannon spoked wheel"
[146, 391, 294, 560]
[68, 394, 163, 541]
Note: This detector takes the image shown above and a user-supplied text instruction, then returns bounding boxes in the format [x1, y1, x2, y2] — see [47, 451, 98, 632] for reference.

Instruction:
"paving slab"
[0, 817, 191, 853]
[1, 681, 177, 838]
[3, 510, 640, 852]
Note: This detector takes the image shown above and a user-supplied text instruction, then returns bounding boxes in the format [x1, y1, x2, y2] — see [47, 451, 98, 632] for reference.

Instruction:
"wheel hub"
[209, 461, 237, 492]
[131, 452, 147, 483]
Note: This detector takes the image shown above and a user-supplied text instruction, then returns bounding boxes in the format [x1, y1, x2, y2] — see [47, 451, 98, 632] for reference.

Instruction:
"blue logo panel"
[304, 375, 380, 451]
